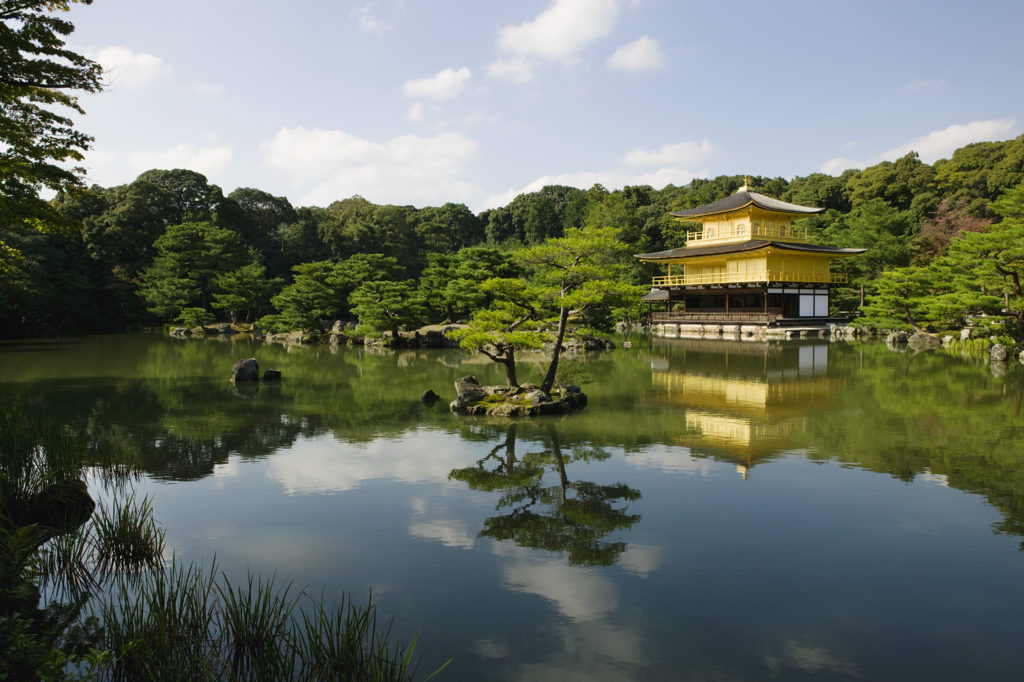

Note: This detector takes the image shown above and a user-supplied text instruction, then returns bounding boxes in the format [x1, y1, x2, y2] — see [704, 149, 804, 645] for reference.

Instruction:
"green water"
[2, 334, 1023, 680]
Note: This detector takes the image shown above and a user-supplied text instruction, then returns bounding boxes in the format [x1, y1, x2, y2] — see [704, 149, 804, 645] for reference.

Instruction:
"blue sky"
[66, 0, 1023, 211]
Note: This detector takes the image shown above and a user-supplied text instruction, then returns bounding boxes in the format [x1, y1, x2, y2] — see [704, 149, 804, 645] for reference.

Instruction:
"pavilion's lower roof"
[635, 240, 866, 261]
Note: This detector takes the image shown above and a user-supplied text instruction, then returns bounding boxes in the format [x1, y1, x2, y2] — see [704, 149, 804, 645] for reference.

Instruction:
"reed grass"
[96, 560, 438, 681]
[92, 491, 165, 575]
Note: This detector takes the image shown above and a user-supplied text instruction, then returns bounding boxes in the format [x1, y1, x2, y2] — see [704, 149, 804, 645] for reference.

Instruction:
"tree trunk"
[540, 305, 570, 394]
[503, 347, 519, 387]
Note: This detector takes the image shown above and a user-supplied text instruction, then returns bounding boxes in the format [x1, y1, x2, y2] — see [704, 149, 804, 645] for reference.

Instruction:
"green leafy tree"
[219, 187, 299, 278]
[447, 278, 549, 387]
[137, 222, 246, 321]
[417, 253, 457, 322]
[1, 0, 103, 228]
[446, 247, 521, 315]
[941, 183, 1024, 339]
[419, 248, 521, 322]
[262, 260, 342, 332]
[858, 265, 946, 331]
[212, 262, 281, 323]
[450, 226, 638, 391]
[349, 279, 425, 337]
[825, 200, 916, 310]
[516, 225, 640, 393]
[133, 169, 224, 225]
[414, 202, 484, 253]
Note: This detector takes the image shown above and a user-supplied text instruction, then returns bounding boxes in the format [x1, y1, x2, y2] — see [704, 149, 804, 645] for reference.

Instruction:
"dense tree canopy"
[2, 18, 1023, 353]
[1, 0, 102, 227]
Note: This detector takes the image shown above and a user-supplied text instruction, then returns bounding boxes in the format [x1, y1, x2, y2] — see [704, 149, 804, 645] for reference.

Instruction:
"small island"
[449, 375, 587, 417]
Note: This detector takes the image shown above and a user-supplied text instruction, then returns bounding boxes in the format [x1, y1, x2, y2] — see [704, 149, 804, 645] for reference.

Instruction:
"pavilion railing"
[650, 312, 782, 323]
[651, 271, 847, 286]
[685, 225, 808, 244]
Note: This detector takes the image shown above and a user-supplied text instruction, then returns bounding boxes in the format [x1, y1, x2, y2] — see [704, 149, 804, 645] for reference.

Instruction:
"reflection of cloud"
[502, 554, 618, 622]
[474, 638, 508, 659]
[625, 444, 717, 475]
[211, 457, 241, 490]
[916, 471, 949, 487]
[516, 620, 645, 680]
[764, 639, 858, 677]
[264, 431, 472, 494]
[618, 544, 662, 577]
[408, 520, 475, 549]
[490, 545, 646, 676]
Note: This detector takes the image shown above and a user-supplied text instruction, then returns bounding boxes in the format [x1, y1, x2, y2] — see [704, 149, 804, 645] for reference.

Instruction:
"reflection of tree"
[449, 426, 641, 566]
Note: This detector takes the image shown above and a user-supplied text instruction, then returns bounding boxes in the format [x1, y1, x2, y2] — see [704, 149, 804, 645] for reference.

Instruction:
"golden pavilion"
[636, 183, 865, 326]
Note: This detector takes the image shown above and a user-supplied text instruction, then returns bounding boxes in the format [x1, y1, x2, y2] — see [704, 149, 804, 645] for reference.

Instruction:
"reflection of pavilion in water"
[647, 338, 841, 477]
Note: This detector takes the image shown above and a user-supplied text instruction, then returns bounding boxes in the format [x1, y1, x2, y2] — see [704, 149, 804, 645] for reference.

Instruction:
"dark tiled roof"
[635, 240, 866, 261]
[641, 288, 670, 301]
[670, 190, 824, 219]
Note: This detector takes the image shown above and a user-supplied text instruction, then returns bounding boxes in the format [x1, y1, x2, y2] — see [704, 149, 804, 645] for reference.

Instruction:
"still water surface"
[2, 334, 1023, 680]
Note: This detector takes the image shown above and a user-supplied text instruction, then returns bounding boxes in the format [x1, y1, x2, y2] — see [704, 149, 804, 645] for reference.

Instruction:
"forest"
[2, 136, 1024, 342]
[3, 1, 1024, 343]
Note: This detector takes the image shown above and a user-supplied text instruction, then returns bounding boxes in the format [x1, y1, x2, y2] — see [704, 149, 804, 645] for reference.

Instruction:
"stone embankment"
[448, 376, 587, 417]
[263, 323, 466, 349]
[635, 321, 862, 341]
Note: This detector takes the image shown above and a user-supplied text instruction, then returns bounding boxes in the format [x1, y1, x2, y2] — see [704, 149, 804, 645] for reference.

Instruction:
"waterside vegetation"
[0, 414, 438, 680]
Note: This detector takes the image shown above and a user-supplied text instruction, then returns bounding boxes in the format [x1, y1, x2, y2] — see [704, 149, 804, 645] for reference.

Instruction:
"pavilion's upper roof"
[670, 190, 825, 220]
[635, 240, 866, 261]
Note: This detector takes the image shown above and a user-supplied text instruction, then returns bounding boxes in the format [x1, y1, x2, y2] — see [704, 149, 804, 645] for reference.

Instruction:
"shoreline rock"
[449, 375, 587, 417]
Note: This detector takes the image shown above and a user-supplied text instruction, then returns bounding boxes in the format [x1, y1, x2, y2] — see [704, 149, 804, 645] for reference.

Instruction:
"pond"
[2, 333, 1023, 680]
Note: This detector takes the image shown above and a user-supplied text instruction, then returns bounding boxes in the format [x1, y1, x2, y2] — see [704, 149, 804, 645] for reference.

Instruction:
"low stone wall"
[646, 321, 842, 341]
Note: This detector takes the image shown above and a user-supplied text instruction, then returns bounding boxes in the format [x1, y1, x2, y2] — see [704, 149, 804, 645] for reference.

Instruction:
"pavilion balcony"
[686, 225, 808, 245]
[651, 271, 847, 287]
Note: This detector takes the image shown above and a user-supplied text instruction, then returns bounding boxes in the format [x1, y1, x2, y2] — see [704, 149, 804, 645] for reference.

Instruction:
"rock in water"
[232, 357, 259, 382]
[421, 389, 440, 405]
[908, 332, 940, 350]
[990, 344, 1010, 363]
[263, 368, 282, 381]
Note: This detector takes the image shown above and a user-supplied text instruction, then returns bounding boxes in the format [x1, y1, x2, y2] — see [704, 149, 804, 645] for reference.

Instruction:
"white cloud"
[622, 139, 715, 168]
[352, 3, 389, 33]
[407, 101, 425, 122]
[881, 119, 1017, 163]
[481, 138, 715, 209]
[259, 127, 480, 207]
[819, 156, 858, 176]
[402, 67, 471, 101]
[93, 46, 170, 88]
[820, 118, 1018, 175]
[128, 142, 233, 178]
[607, 35, 664, 71]
[497, 0, 622, 64]
[486, 57, 537, 83]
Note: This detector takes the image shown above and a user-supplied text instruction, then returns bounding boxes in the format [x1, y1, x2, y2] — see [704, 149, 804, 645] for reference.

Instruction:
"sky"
[63, 0, 1024, 212]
